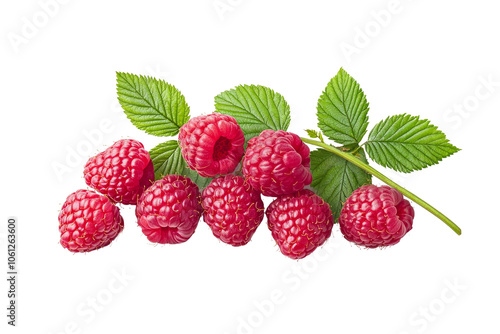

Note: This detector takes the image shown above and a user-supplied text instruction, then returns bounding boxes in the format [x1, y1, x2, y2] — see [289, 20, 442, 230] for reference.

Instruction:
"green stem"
[301, 137, 462, 235]
[350, 145, 362, 155]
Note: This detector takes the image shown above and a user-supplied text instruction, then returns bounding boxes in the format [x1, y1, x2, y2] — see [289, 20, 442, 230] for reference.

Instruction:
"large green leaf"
[117, 73, 190, 136]
[365, 114, 460, 173]
[215, 84, 291, 142]
[317, 68, 370, 146]
[310, 148, 372, 222]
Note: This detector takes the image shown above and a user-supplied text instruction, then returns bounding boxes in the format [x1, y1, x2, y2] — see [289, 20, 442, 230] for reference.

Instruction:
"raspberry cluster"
[177, 116, 329, 256]
[59, 114, 415, 257]
[59, 139, 155, 252]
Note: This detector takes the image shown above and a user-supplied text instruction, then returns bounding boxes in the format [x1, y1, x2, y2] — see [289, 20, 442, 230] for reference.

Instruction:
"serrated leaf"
[310, 148, 372, 222]
[116, 72, 190, 137]
[305, 129, 319, 138]
[149, 140, 212, 189]
[149, 141, 183, 179]
[318, 132, 325, 143]
[215, 84, 291, 142]
[365, 114, 460, 173]
[317, 68, 370, 146]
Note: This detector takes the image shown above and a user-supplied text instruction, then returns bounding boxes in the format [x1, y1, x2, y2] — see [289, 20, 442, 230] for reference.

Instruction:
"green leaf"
[318, 132, 325, 143]
[183, 169, 213, 190]
[310, 148, 372, 222]
[317, 68, 370, 146]
[149, 140, 212, 189]
[215, 84, 291, 142]
[116, 72, 190, 137]
[149, 141, 183, 179]
[365, 114, 460, 173]
[306, 130, 326, 143]
[305, 129, 319, 139]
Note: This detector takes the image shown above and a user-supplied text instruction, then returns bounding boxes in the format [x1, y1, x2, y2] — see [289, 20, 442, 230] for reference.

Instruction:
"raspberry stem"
[301, 137, 462, 235]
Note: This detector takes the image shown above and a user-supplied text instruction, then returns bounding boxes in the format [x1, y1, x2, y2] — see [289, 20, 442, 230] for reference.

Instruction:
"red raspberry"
[58, 189, 124, 253]
[243, 130, 312, 197]
[266, 189, 333, 259]
[202, 175, 265, 246]
[84, 139, 155, 205]
[339, 185, 415, 248]
[136, 175, 202, 244]
[178, 113, 245, 177]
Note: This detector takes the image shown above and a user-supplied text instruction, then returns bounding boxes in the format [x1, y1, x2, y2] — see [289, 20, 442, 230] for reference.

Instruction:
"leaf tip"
[305, 129, 318, 138]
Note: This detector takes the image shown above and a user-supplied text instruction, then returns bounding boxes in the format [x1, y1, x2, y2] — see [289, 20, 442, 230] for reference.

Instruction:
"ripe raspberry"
[266, 189, 333, 259]
[58, 189, 124, 253]
[178, 113, 245, 177]
[339, 185, 415, 248]
[243, 130, 312, 197]
[202, 175, 265, 246]
[84, 139, 155, 205]
[136, 175, 202, 244]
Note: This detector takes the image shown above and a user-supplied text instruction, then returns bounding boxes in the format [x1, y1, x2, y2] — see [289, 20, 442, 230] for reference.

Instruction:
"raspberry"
[266, 189, 333, 259]
[202, 175, 265, 246]
[339, 185, 415, 248]
[136, 175, 202, 244]
[243, 130, 312, 197]
[178, 113, 245, 177]
[58, 189, 124, 253]
[83, 139, 155, 205]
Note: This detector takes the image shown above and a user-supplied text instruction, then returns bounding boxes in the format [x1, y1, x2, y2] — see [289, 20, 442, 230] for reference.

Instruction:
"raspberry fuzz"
[266, 189, 333, 259]
[58, 189, 124, 252]
[202, 175, 265, 246]
[83, 139, 154, 205]
[178, 113, 245, 177]
[243, 130, 312, 197]
[136, 175, 202, 244]
[339, 185, 415, 248]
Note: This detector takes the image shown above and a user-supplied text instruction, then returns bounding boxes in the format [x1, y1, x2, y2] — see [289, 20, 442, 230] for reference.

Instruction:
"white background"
[1, 0, 499, 333]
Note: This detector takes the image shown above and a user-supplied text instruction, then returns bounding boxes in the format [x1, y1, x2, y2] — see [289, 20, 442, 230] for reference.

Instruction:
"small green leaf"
[310, 148, 372, 222]
[215, 84, 291, 142]
[149, 140, 212, 189]
[317, 68, 370, 146]
[305, 130, 326, 143]
[116, 72, 190, 137]
[365, 114, 460, 173]
[318, 132, 325, 143]
[305, 129, 319, 138]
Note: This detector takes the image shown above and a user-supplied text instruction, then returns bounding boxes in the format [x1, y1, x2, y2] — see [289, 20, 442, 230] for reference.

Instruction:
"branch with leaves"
[116, 68, 461, 235]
